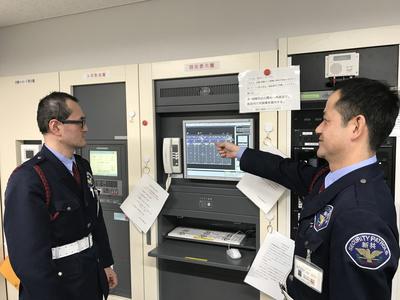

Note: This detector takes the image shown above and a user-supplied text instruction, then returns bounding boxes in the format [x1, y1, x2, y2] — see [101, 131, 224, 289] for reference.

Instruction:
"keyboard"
[167, 226, 245, 246]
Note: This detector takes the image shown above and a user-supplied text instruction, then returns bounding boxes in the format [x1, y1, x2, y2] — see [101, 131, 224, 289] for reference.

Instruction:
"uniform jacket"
[240, 148, 399, 300]
[4, 146, 114, 300]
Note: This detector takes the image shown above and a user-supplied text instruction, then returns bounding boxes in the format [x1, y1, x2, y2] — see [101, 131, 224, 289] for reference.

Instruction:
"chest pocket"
[50, 197, 86, 241]
[33, 165, 82, 221]
[53, 199, 80, 213]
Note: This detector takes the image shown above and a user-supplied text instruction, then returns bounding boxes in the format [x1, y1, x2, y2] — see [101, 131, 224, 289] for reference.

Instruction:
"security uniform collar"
[40, 146, 83, 198]
[300, 163, 384, 221]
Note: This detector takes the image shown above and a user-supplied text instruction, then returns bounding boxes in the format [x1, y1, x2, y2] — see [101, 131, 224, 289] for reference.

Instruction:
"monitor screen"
[183, 119, 254, 181]
[90, 150, 118, 177]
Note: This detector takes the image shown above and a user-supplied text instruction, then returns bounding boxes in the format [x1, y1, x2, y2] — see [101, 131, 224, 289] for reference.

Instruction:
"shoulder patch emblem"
[345, 233, 391, 270]
[313, 205, 334, 232]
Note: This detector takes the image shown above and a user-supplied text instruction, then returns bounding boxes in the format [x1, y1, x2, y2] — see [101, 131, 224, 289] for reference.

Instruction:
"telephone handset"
[162, 137, 182, 174]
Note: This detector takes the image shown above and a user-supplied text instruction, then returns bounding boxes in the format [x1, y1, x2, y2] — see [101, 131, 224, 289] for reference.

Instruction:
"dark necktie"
[72, 162, 81, 186]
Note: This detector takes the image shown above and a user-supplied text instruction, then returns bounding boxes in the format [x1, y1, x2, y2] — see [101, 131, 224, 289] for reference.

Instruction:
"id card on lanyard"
[294, 254, 323, 293]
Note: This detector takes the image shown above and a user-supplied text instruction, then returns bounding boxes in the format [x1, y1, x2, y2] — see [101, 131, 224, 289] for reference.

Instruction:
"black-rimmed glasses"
[60, 117, 86, 128]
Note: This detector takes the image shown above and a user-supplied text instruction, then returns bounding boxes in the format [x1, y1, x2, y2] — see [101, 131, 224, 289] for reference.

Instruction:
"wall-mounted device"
[20, 144, 42, 163]
[163, 137, 182, 174]
[153, 75, 260, 300]
[182, 119, 253, 181]
[74, 83, 131, 298]
[89, 148, 123, 198]
[325, 52, 359, 78]
[80, 141, 130, 297]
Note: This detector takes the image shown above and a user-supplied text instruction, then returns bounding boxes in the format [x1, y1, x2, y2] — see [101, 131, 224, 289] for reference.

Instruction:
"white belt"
[52, 233, 93, 260]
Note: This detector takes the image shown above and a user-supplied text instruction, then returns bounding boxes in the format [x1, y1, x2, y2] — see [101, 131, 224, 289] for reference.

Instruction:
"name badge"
[294, 255, 323, 293]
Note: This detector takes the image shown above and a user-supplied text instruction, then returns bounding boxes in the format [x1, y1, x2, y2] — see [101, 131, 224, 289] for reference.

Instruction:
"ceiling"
[0, 0, 149, 28]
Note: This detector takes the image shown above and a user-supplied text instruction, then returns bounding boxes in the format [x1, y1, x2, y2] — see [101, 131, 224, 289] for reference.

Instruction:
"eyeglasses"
[60, 117, 86, 128]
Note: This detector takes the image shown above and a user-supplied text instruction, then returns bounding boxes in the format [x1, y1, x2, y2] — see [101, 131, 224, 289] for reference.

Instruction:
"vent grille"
[160, 84, 238, 98]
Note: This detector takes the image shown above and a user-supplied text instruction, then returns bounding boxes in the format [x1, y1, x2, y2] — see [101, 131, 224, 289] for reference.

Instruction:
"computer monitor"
[183, 119, 254, 181]
[90, 150, 118, 177]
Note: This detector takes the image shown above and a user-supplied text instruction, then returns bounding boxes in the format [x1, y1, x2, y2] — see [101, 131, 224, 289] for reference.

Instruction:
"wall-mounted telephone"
[163, 137, 182, 174]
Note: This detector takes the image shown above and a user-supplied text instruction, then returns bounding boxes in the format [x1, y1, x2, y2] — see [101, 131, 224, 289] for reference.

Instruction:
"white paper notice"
[262, 144, 288, 158]
[236, 145, 288, 214]
[239, 66, 300, 113]
[245, 231, 295, 300]
[389, 112, 400, 137]
[237, 173, 286, 215]
[120, 174, 169, 233]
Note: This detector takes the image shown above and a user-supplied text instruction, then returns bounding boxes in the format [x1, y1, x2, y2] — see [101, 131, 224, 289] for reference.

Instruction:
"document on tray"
[121, 174, 169, 233]
[245, 231, 295, 300]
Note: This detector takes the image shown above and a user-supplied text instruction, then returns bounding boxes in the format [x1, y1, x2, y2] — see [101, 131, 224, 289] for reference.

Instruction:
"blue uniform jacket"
[4, 146, 114, 300]
[240, 148, 399, 300]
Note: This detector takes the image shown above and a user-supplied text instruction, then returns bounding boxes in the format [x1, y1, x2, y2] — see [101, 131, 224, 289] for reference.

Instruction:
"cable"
[165, 174, 172, 191]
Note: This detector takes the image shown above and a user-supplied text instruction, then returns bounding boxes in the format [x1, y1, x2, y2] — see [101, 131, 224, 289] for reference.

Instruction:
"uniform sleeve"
[240, 148, 319, 196]
[329, 209, 399, 300]
[4, 168, 68, 300]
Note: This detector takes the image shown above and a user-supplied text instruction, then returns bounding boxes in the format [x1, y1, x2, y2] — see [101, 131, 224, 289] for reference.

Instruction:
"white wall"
[0, 0, 400, 76]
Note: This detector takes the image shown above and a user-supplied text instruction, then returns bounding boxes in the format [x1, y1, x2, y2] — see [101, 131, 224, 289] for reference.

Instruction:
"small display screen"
[183, 119, 254, 181]
[333, 54, 351, 61]
[90, 150, 118, 177]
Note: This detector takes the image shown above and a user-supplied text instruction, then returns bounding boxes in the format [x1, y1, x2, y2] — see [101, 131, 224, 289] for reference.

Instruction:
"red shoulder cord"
[33, 165, 59, 221]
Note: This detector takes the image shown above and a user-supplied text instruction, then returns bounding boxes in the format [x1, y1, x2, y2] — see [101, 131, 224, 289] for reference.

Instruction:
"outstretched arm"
[216, 141, 240, 158]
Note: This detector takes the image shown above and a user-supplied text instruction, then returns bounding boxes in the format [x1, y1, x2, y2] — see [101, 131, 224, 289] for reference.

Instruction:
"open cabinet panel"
[140, 51, 278, 300]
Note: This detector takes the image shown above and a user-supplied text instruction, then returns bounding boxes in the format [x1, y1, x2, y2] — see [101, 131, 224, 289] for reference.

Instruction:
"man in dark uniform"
[4, 92, 118, 300]
[217, 78, 400, 299]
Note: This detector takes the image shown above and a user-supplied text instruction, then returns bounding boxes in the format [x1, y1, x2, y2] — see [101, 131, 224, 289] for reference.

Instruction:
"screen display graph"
[183, 119, 253, 181]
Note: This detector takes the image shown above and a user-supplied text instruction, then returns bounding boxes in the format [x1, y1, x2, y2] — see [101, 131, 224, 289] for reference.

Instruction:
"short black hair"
[334, 78, 399, 151]
[37, 92, 79, 134]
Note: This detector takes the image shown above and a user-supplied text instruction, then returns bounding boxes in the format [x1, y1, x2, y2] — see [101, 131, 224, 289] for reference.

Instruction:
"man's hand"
[104, 267, 118, 289]
[216, 142, 240, 158]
